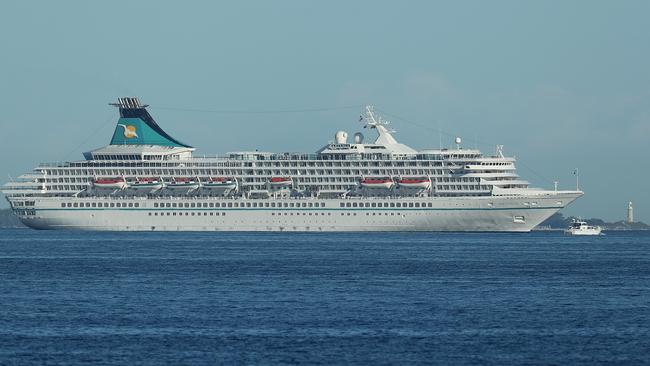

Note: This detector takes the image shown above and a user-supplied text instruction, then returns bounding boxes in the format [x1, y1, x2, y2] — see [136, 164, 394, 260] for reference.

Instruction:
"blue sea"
[0, 229, 649, 365]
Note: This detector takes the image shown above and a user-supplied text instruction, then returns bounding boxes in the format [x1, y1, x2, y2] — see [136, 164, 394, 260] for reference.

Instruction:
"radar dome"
[335, 131, 348, 144]
[354, 132, 364, 144]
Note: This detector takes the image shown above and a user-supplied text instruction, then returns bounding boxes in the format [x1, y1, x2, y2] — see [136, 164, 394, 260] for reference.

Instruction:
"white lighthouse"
[627, 201, 634, 223]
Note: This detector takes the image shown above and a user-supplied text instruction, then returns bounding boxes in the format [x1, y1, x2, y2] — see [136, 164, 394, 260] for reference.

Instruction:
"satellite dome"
[335, 131, 348, 144]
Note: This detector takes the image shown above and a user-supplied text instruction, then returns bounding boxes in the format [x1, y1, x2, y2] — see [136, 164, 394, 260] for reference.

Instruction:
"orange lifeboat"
[397, 177, 431, 189]
[167, 177, 200, 190]
[92, 177, 127, 190]
[203, 177, 237, 190]
[269, 177, 293, 187]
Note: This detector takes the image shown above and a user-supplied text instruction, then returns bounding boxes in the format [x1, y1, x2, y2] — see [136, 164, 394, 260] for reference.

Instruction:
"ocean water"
[0, 229, 649, 365]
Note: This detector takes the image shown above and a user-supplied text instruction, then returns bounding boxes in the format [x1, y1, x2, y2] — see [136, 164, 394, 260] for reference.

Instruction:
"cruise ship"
[2, 97, 582, 231]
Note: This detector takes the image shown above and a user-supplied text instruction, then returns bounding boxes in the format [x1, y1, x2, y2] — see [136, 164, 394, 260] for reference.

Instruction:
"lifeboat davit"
[93, 177, 127, 190]
[397, 177, 431, 189]
[203, 177, 237, 190]
[360, 177, 394, 189]
[167, 177, 200, 190]
[269, 177, 293, 187]
[130, 177, 164, 191]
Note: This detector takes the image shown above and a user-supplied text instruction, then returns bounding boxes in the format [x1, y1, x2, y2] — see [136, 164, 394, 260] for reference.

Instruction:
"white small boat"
[130, 177, 164, 191]
[92, 177, 127, 190]
[166, 177, 200, 190]
[565, 219, 603, 236]
[203, 177, 237, 190]
[360, 177, 394, 189]
[397, 177, 431, 189]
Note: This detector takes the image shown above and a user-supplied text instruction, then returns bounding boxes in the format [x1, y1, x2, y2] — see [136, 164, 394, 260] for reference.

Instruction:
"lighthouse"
[627, 202, 634, 223]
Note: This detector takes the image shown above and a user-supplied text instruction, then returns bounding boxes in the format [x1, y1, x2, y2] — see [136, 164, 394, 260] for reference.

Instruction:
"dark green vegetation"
[540, 213, 649, 231]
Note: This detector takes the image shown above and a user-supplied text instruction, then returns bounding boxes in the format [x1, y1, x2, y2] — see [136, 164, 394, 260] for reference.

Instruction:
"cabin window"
[415, 203, 420, 208]
[154, 203, 158, 208]
[135, 203, 140, 208]
[513, 216, 526, 224]
[209, 203, 214, 208]
[409, 203, 414, 208]
[340, 203, 345, 207]
[92, 203, 97, 207]
[128, 203, 133, 208]
[352, 203, 358, 207]
[428, 203, 432, 207]
[110, 203, 115, 207]
[371, 203, 376, 208]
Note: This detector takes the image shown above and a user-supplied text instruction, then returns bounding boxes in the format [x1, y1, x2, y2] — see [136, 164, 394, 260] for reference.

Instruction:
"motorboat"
[565, 219, 603, 236]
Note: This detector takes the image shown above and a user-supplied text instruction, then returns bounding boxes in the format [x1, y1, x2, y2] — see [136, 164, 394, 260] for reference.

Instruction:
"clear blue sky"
[1, 1, 648, 221]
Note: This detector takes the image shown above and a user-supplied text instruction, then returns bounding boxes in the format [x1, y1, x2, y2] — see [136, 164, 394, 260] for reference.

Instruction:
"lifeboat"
[203, 177, 237, 190]
[397, 177, 431, 189]
[130, 177, 164, 191]
[166, 177, 200, 190]
[269, 177, 293, 187]
[92, 177, 127, 190]
[360, 177, 394, 189]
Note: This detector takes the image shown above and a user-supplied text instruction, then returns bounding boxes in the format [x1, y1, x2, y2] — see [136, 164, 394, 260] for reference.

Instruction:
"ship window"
[116, 203, 121, 207]
[340, 203, 345, 207]
[352, 203, 358, 207]
[128, 203, 133, 208]
[191, 203, 196, 208]
[191, 212, 195, 216]
[396, 203, 401, 207]
[154, 203, 159, 208]
[154, 212, 158, 216]
[92, 203, 97, 207]
[271, 203, 276, 207]
[135, 203, 140, 208]
[265, 203, 269, 207]
[371, 203, 376, 208]
[209, 203, 214, 208]
[378, 203, 383, 207]
[67, 203, 72, 207]
[346, 203, 351, 207]
[513, 216, 525, 223]
[365, 203, 370, 207]
[321, 203, 325, 207]
[86, 203, 91, 207]
[110, 203, 115, 207]
[390, 203, 395, 207]
[409, 203, 414, 207]
[228, 203, 232, 207]
[415, 203, 420, 208]
[61, 203, 66, 208]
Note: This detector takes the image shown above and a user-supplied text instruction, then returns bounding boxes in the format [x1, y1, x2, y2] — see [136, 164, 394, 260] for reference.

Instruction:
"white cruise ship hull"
[11, 192, 581, 232]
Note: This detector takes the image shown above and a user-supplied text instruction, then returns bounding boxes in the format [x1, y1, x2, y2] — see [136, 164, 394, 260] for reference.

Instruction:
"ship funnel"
[108, 97, 192, 148]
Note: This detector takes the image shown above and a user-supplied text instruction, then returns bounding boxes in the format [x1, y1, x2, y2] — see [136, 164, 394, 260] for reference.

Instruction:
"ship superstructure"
[2, 97, 582, 231]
